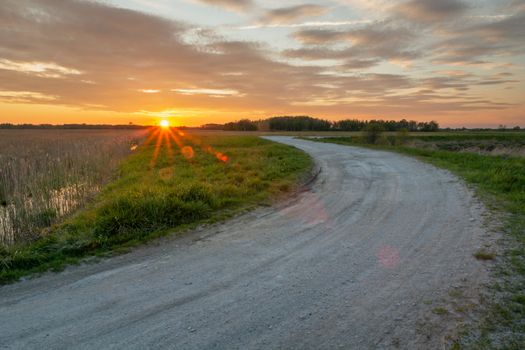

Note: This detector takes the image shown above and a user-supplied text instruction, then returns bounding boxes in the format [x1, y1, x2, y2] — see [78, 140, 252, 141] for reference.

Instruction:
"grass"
[474, 250, 496, 261]
[433, 307, 450, 315]
[0, 132, 312, 284]
[309, 132, 525, 348]
[406, 133, 525, 157]
[0, 129, 147, 245]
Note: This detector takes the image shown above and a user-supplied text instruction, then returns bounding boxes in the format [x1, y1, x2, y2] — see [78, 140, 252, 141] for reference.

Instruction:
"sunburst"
[143, 123, 230, 168]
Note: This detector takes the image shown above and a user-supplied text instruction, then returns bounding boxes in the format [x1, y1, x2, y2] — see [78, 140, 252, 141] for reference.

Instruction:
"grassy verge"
[310, 136, 525, 348]
[0, 134, 312, 284]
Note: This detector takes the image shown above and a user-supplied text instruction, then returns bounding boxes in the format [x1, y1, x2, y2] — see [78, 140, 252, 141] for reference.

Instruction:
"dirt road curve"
[0, 137, 489, 349]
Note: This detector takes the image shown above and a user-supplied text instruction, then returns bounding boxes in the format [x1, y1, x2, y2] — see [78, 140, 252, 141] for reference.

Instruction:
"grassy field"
[190, 129, 525, 138]
[311, 132, 525, 348]
[0, 130, 312, 284]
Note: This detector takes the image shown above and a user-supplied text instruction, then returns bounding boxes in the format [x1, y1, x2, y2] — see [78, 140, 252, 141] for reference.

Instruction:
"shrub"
[395, 129, 409, 145]
[363, 122, 385, 144]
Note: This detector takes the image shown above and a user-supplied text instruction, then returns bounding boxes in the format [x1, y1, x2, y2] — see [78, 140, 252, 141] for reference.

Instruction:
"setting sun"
[160, 119, 170, 128]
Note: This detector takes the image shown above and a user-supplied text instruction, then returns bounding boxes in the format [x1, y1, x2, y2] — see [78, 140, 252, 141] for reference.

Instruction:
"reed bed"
[0, 129, 147, 245]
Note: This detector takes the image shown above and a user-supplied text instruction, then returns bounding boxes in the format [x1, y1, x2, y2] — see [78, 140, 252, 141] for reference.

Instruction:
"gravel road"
[0, 137, 490, 349]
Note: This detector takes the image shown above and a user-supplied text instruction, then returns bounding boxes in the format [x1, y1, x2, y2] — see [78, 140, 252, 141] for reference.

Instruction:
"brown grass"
[0, 129, 147, 245]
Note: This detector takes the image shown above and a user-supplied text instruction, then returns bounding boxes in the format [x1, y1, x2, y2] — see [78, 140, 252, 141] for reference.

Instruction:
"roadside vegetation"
[0, 129, 147, 246]
[311, 131, 525, 348]
[0, 131, 312, 284]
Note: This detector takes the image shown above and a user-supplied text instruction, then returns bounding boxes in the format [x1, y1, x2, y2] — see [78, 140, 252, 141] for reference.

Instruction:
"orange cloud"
[0, 0, 523, 127]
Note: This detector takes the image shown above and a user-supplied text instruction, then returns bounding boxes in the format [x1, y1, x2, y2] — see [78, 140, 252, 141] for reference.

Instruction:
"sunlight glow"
[143, 126, 229, 169]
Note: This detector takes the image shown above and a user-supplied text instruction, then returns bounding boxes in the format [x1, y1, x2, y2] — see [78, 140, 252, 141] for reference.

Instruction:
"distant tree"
[268, 116, 331, 131]
[223, 119, 257, 131]
[363, 122, 385, 144]
[333, 119, 365, 131]
[418, 121, 439, 132]
[256, 119, 270, 131]
[200, 123, 224, 130]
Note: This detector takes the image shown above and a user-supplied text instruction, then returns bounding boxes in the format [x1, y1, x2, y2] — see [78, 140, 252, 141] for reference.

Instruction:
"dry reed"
[0, 129, 147, 245]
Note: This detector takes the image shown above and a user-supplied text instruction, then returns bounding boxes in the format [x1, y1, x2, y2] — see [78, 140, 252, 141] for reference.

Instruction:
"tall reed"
[0, 129, 147, 245]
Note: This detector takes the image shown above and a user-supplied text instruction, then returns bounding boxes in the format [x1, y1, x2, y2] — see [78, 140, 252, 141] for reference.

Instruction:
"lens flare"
[145, 125, 229, 168]
[378, 245, 400, 269]
[215, 152, 229, 163]
[181, 146, 194, 159]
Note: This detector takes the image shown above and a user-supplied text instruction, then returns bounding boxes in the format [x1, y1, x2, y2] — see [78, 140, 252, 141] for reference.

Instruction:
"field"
[0, 129, 312, 283]
[304, 131, 525, 155]
[391, 132, 525, 157]
[311, 131, 525, 348]
[0, 129, 147, 246]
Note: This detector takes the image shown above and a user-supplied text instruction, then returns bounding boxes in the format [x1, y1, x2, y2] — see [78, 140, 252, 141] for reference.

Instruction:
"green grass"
[474, 250, 496, 261]
[0, 135, 312, 284]
[310, 134, 525, 348]
[408, 132, 525, 143]
[433, 307, 450, 315]
[407, 132, 525, 154]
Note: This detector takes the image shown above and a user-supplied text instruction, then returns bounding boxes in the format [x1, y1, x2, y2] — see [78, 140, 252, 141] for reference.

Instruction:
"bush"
[363, 122, 385, 144]
[395, 129, 409, 145]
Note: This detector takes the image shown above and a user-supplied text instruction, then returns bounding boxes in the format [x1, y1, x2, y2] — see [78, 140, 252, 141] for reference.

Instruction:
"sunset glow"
[160, 119, 170, 128]
[0, 1, 524, 127]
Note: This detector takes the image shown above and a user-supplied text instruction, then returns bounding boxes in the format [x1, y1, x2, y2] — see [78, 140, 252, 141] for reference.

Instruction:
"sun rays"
[143, 125, 229, 168]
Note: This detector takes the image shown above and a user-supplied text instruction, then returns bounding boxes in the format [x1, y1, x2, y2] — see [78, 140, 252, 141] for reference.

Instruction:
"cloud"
[289, 3, 525, 71]
[470, 11, 525, 42]
[395, 0, 469, 22]
[430, 9, 525, 65]
[259, 4, 329, 25]
[292, 29, 344, 44]
[139, 89, 161, 94]
[340, 58, 382, 69]
[0, 59, 82, 78]
[0, 0, 334, 113]
[293, 24, 415, 46]
[240, 20, 370, 30]
[194, 0, 253, 12]
[172, 88, 241, 97]
[0, 90, 56, 103]
[0, 0, 520, 123]
[333, 0, 396, 16]
[288, 24, 420, 67]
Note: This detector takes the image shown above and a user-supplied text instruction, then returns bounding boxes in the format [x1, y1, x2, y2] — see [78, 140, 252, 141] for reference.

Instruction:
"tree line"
[203, 116, 440, 132]
[333, 119, 439, 132]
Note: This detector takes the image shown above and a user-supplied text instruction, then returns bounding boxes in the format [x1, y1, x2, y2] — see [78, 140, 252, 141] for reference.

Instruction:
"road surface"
[0, 137, 489, 349]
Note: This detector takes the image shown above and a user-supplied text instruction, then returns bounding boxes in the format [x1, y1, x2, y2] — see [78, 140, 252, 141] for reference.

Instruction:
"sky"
[0, 0, 524, 127]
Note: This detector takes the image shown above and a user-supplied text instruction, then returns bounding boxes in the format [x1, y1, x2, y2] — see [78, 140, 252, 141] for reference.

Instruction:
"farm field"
[0, 129, 312, 283]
